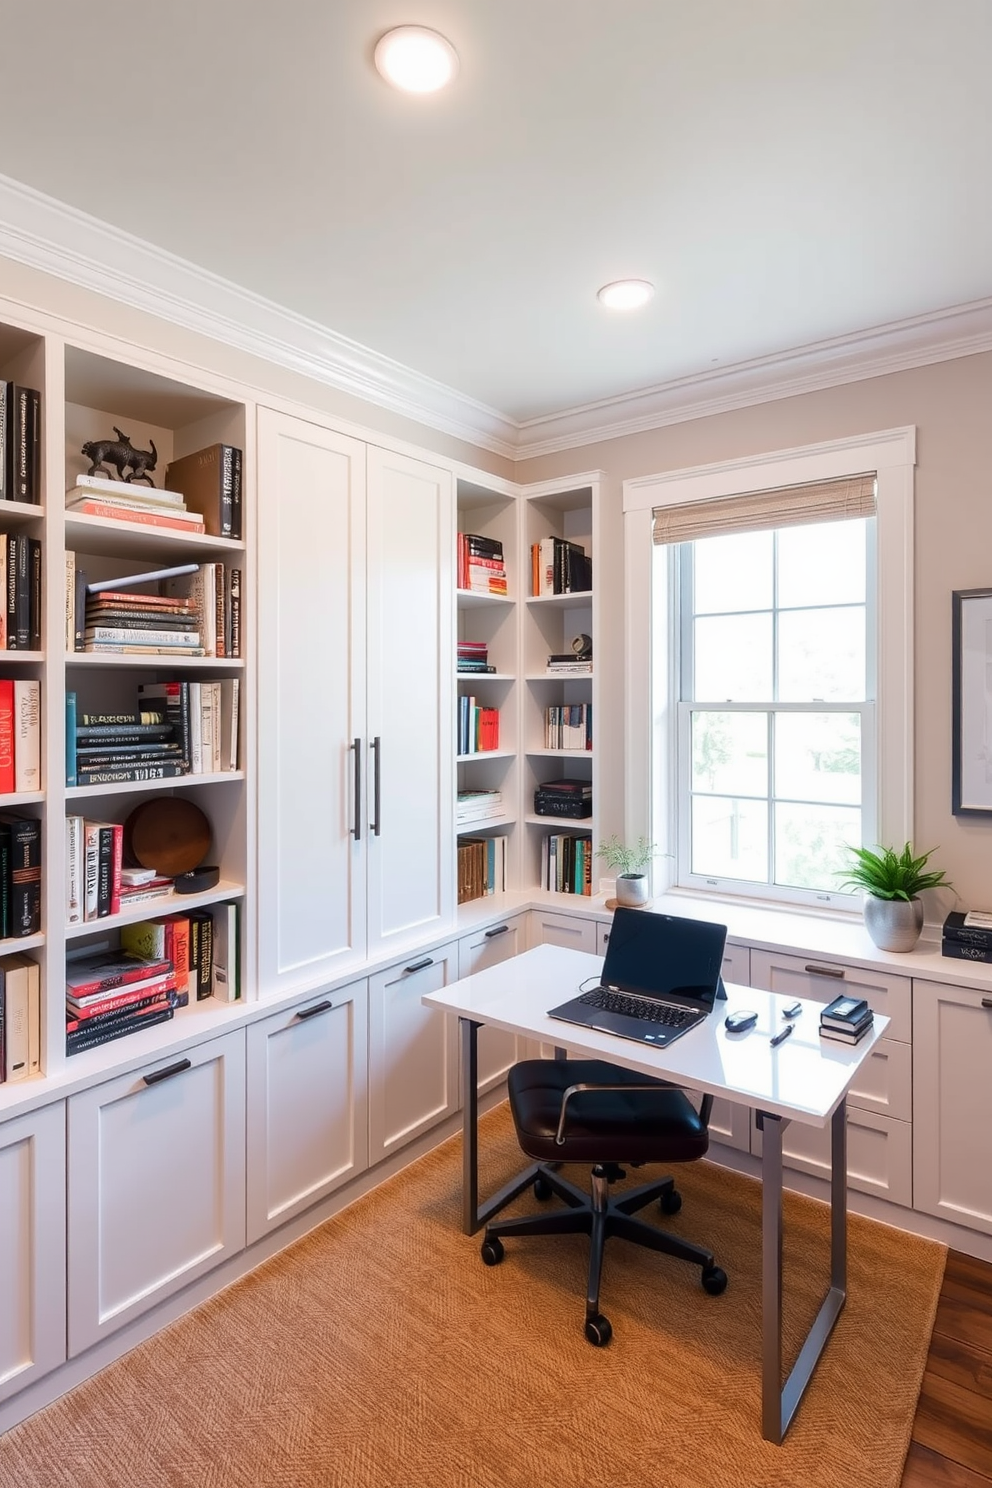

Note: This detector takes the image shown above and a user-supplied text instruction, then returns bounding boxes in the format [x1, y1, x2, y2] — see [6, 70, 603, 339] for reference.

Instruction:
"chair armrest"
[555, 1082, 688, 1146]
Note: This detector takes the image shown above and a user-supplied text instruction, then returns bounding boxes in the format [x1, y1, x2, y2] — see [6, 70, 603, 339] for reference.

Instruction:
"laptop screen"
[601, 909, 727, 1004]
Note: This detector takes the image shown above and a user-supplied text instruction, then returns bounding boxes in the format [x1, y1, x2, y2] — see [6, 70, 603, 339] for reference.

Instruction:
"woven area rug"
[0, 1103, 944, 1488]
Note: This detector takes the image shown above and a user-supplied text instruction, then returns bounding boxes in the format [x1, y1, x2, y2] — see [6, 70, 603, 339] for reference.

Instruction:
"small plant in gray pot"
[837, 842, 951, 952]
[596, 835, 658, 909]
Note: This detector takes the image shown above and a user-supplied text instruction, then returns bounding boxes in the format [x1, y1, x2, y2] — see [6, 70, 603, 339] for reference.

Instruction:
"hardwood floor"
[902, 1250, 992, 1486]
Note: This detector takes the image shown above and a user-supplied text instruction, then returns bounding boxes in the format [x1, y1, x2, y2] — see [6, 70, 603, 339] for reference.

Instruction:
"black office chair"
[480, 1059, 727, 1346]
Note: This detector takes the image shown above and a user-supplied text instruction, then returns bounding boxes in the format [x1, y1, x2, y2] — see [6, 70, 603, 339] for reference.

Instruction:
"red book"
[69, 500, 206, 534]
[65, 952, 172, 1000]
[0, 678, 13, 793]
[66, 987, 176, 1028]
[108, 822, 124, 916]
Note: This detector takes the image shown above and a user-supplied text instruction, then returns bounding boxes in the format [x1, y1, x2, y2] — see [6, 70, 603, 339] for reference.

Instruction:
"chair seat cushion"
[507, 1059, 709, 1166]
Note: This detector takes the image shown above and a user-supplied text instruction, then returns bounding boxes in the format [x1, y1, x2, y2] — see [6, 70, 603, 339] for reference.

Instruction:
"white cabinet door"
[752, 1105, 913, 1206]
[529, 909, 597, 952]
[365, 445, 454, 958]
[246, 982, 370, 1243]
[458, 916, 529, 1093]
[256, 409, 368, 992]
[0, 1102, 65, 1403]
[914, 979, 992, 1234]
[67, 1031, 247, 1356]
[368, 941, 460, 1163]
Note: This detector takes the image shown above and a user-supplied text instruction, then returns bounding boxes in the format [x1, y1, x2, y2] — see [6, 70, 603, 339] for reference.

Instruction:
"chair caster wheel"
[659, 1188, 682, 1215]
[702, 1264, 728, 1295]
[480, 1236, 504, 1266]
[584, 1313, 613, 1347]
[533, 1173, 553, 1201]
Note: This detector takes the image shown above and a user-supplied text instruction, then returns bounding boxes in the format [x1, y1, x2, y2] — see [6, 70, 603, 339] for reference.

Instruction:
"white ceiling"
[3, 1, 992, 431]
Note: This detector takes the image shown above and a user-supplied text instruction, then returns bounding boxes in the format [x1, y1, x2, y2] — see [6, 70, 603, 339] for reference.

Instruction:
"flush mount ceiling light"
[597, 279, 655, 311]
[374, 26, 459, 93]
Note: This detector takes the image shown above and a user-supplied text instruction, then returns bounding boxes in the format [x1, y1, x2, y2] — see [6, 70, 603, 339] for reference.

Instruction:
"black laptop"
[548, 908, 728, 1048]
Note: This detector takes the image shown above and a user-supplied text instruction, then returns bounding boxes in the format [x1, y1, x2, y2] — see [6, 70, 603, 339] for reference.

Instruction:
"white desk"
[423, 942, 888, 1444]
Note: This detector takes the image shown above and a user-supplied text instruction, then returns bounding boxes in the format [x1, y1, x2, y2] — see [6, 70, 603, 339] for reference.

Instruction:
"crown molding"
[0, 173, 519, 460]
[0, 172, 990, 466]
[514, 299, 992, 458]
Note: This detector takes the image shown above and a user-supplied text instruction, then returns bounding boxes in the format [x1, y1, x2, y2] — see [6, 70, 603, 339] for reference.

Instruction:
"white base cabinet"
[705, 943, 753, 1153]
[368, 942, 460, 1164]
[0, 1103, 66, 1404]
[458, 915, 529, 1095]
[246, 984, 369, 1244]
[67, 1032, 247, 1357]
[914, 979, 992, 1235]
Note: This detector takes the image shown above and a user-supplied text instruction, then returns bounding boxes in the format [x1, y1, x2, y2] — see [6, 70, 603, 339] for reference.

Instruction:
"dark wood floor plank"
[946, 1252, 992, 1294]
[925, 1330, 992, 1398]
[933, 1295, 992, 1355]
[902, 1441, 992, 1487]
[940, 1276, 992, 1320]
[913, 1371, 992, 1478]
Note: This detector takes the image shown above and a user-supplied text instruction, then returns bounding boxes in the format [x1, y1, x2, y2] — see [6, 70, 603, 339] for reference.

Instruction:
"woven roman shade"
[652, 473, 876, 545]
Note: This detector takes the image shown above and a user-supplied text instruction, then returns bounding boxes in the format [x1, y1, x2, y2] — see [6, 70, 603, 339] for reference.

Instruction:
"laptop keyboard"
[578, 986, 695, 1028]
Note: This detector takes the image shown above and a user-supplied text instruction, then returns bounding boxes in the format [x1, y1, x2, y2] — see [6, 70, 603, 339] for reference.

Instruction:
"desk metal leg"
[758, 1102, 848, 1443]
[459, 1016, 540, 1236]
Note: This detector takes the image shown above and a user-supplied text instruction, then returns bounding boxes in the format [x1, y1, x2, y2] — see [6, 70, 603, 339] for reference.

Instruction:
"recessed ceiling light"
[374, 26, 459, 93]
[597, 279, 655, 311]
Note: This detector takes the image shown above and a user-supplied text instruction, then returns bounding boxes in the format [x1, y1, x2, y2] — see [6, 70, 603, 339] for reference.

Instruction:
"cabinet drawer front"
[749, 950, 911, 1042]
[68, 1031, 246, 1356]
[530, 911, 597, 953]
[458, 917, 527, 1094]
[846, 1036, 912, 1121]
[368, 942, 459, 1161]
[247, 985, 370, 1242]
[754, 1108, 912, 1207]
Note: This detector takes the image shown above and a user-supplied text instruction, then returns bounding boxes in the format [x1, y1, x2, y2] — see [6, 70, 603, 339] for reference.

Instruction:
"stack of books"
[541, 833, 592, 895]
[545, 703, 592, 749]
[546, 652, 593, 675]
[942, 910, 992, 964]
[534, 778, 592, 819]
[0, 533, 41, 648]
[0, 383, 41, 503]
[64, 950, 179, 1058]
[82, 586, 204, 657]
[456, 789, 503, 826]
[66, 473, 206, 534]
[457, 640, 495, 673]
[457, 533, 507, 596]
[818, 993, 874, 1046]
[457, 836, 506, 903]
[530, 536, 592, 596]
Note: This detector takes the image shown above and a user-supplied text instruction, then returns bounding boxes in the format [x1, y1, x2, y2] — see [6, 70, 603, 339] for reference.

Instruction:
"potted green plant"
[837, 842, 951, 952]
[596, 834, 657, 908]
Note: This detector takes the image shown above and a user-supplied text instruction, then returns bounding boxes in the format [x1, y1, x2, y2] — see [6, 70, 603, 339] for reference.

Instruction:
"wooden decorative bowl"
[123, 798, 211, 877]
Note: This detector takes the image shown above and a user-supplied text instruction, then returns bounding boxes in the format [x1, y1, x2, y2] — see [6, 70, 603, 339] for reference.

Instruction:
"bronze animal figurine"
[81, 427, 158, 485]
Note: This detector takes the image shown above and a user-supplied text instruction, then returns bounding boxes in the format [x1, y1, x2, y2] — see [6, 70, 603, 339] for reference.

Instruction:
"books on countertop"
[943, 910, 992, 958]
[818, 992, 874, 1043]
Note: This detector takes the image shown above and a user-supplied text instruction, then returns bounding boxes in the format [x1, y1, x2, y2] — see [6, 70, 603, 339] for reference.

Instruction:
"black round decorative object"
[174, 865, 221, 894]
[80, 426, 158, 485]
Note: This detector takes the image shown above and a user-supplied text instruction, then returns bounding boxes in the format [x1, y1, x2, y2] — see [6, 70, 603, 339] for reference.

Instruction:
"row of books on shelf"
[66, 817, 173, 923]
[545, 703, 592, 750]
[941, 909, 992, 963]
[457, 697, 500, 755]
[64, 906, 239, 1057]
[457, 533, 507, 596]
[0, 955, 40, 1082]
[530, 537, 591, 597]
[0, 679, 40, 793]
[456, 639, 496, 674]
[534, 778, 592, 819]
[456, 789, 504, 826]
[540, 833, 593, 896]
[457, 835, 507, 904]
[0, 383, 41, 504]
[0, 534, 41, 648]
[66, 559, 242, 658]
[66, 442, 243, 539]
[0, 813, 40, 936]
[66, 681, 240, 787]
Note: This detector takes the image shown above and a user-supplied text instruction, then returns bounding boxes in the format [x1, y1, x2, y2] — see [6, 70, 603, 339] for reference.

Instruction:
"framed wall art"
[952, 587, 992, 815]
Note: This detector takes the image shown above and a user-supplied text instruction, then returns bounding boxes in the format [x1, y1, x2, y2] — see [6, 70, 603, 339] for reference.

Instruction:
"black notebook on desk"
[548, 907, 728, 1048]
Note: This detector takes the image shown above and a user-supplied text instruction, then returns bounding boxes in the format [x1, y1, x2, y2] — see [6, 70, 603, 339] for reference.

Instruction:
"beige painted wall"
[517, 352, 992, 911]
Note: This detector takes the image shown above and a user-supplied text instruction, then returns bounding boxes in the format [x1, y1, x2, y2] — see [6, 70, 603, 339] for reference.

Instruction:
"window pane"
[691, 796, 768, 882]
[691, 711, 767, 797]
[774, 713, 861, 806]
[778, 607, 865, 701]
[694, 530, 773, 614]
[774, 803, 862, 892]
[777, 520, 866, 609]
[694, 614, 772, 700]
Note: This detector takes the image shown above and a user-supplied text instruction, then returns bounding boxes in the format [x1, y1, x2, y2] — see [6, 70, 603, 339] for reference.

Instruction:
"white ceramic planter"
[863, 895, 924, 953]
[616, 874, 650, 909]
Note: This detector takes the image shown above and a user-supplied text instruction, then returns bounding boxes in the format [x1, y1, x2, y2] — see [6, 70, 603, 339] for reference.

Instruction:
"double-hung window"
[622, 429, 915, 915]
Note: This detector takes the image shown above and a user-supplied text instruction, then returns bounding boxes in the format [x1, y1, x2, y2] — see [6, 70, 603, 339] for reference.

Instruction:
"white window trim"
[623, 426, 915, 906]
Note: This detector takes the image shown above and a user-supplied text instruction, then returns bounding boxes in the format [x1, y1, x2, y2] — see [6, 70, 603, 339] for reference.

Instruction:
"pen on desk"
[770, 1023, 794, 1048]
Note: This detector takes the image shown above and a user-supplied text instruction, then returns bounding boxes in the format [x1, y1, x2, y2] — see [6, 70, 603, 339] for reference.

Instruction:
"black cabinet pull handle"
[484, 925, 509, 939]
[982, 997, 992, 1010]
[296, 1000, 334, 1021]
[143, 1058, 192, 1087]
[351, 738, 362, 841]
[404, 957, 434, 974]
[803, 963, 845, 978]
[371, 736, 382, 837]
